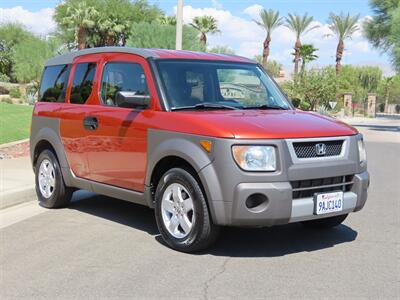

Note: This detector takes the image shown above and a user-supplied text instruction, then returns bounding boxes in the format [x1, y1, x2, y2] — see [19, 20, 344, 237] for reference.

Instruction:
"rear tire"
[154, 168, 219, 253]
[301, 214, 348, 229]
[35, 149, 73, 208]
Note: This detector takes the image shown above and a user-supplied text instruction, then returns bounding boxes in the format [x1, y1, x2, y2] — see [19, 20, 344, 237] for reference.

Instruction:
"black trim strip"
[147, 57, 169, 111]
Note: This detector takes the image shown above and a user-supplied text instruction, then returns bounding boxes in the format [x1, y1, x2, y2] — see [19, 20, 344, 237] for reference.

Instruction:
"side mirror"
[115, 91, 150, 109]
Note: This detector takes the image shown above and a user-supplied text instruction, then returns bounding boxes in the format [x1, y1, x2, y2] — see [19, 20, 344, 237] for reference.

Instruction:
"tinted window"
[39, 64, 71, 102]
[217, 69, 268, 105]
[100, 62, 149, 106]
[157, 61, 290, 110]
[70, 63, 96, 104]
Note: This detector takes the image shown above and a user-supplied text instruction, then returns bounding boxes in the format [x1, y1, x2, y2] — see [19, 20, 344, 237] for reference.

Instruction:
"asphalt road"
[1, 120, 399, 299]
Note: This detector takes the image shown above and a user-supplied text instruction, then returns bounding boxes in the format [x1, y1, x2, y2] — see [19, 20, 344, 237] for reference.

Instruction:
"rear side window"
[39, 64, 71, 102]
[100, 62, 149, 106]
[70, 62, 97, 104]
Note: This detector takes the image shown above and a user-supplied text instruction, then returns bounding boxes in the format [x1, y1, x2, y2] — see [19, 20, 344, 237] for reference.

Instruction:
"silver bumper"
[289, 192, 357, 223]
[203, 171, 369, 227]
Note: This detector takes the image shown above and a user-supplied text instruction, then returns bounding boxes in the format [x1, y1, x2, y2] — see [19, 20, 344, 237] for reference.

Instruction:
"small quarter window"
[70, 62, 97, 104]
[100, 62, 149, 106]
[39, 64, 71, 102]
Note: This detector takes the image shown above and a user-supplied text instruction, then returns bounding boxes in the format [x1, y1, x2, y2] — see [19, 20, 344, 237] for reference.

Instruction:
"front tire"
[154, 168, 219, 253]
[35, 149, 73, 208]
[301, 214, 348, 229]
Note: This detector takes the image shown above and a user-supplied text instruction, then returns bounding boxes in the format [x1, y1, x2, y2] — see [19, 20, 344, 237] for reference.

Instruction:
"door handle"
[83, 116, 99, 130]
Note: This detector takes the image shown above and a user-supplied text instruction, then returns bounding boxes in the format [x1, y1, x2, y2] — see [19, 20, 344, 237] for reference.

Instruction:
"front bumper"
[197, 134, 369, 227]
[204, 171, 369, 226]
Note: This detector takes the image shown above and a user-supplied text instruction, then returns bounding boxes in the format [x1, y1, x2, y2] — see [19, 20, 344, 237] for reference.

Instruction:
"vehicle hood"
[165, 110, 358, 139]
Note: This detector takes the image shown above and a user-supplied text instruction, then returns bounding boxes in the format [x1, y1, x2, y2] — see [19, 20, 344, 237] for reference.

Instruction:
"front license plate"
[314, 191, 344, 215]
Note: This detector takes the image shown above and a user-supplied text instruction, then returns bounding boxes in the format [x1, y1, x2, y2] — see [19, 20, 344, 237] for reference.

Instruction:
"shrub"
[0, 73, 10, 82]
[0, 86, 9, 95]
[299, 101, 311, 111]
[291, 98, 301, 108]
[9, 87, 21, 98]
[1, 96, 13, 104]
[316, 106, 330, 116]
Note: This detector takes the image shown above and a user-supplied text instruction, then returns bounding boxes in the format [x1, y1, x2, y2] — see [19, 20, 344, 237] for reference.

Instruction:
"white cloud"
[347, 41, 370, 53]
[0, 6, 56, 36]
[243, 4, 263, 19]
[211, 0, 223, 10]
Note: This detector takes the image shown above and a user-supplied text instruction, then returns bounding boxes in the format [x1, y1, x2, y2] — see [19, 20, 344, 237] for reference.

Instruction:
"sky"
[0, 0, 394, 76]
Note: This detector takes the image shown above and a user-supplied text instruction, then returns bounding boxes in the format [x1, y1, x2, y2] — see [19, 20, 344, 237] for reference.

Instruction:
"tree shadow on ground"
[69, 190, 358, 258]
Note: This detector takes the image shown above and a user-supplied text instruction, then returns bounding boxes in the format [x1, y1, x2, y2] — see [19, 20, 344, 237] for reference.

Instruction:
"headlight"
[358, 138, 367, 164]
[232, 145, 276, 171]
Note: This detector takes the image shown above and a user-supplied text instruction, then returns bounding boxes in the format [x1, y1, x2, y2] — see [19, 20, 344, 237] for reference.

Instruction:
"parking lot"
[1, 119, 399, 299]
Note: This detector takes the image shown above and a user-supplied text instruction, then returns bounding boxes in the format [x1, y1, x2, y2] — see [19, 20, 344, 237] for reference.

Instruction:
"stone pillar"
[343, 93, 353, 116]
[367, 93, 376, 117]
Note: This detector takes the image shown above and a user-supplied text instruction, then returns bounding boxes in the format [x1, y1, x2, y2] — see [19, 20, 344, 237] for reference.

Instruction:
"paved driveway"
[1, 120, 399, 299]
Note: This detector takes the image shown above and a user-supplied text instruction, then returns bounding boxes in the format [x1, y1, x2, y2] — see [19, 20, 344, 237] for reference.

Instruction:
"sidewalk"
[0, 156, 36, 209]
[338, 116, 400, 143]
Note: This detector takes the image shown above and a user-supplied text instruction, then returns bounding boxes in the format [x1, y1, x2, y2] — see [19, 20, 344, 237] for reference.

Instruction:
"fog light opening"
[245, 193, 269, 212]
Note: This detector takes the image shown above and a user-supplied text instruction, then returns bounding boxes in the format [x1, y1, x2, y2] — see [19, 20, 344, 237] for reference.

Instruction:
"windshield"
[156, 60, 291, 110]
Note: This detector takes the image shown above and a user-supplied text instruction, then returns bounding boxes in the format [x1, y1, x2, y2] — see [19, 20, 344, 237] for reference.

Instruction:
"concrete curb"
[0, 185, 36, 210]
[0, 138, 29, 149]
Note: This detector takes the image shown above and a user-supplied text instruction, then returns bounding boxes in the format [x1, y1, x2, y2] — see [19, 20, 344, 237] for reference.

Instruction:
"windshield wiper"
[171, 103, 240, 111]
[242, 104, 287, 110]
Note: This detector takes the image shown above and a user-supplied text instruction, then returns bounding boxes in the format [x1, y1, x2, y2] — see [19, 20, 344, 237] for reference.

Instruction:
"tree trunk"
[301, 60, 306, 76]
[294, 38, 301, 76]
[384, 86, 389, 113]
[105, 34, 115, 46]
[77, 26, 87, 50]
[336, 39, 344, 76]
[262, 34, 271, 69]
[200, 33, 207, 47]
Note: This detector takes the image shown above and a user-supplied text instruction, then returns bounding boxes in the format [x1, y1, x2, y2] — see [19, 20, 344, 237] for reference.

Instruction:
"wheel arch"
[32, 139, 58, 168]
[30, 116, 72, 186]
[149, 155, 201, 192]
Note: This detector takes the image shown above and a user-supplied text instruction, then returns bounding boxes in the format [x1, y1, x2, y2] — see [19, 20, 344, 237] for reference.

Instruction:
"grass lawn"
[0, 103, 33, 144]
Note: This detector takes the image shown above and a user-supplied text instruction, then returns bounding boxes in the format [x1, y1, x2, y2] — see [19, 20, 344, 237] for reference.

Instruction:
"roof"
[44, 46, 254, 66]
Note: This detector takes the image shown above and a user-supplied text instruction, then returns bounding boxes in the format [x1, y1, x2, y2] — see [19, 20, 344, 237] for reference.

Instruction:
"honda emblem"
[315, 143, 327, 156]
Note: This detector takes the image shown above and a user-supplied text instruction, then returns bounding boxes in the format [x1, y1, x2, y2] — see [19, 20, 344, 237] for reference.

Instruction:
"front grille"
[293, 140, 343, 158]
[291, 175, 354, 199]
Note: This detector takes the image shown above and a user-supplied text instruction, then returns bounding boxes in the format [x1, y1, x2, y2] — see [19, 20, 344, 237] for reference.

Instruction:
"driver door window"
[101, 62, 149, 106]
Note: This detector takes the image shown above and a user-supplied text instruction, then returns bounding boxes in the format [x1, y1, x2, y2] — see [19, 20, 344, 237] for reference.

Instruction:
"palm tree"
[328, 12, 359, 76]
[159, 15, 177, 25]
[254, 9, 283, 69]
[61, 2, 98, 50]
[296, 44, 318, 75]
[98, 18, 128, 46]
[189, 16, 220, 46]
[285, 13, 319, 76]
[381, 76, 394, 113]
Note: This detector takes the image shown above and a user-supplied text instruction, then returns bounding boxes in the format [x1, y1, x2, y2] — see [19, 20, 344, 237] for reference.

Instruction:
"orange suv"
[30, 47, 369, 252]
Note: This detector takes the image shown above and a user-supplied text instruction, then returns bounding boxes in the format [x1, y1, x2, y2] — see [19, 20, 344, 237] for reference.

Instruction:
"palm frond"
[328, 12, 360, 41]
[189, 15, 220, 35]
[285, 13, 318, 38]
[254, 9, 284, 35]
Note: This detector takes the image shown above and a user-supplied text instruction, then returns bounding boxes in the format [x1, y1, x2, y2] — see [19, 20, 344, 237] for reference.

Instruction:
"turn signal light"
[200, 140, 212, 153]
